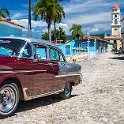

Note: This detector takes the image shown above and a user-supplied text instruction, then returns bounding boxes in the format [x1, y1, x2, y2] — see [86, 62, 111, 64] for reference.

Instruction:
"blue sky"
[0, 0, 124, 38]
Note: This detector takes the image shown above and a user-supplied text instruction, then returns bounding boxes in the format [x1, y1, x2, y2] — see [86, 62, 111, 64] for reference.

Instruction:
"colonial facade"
[105, 3, 122, 50]
[58, 36, 113, 57]
[0, 17, 24, 36]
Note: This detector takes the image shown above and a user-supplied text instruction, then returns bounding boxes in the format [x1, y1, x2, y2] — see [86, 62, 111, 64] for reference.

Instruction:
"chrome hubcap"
[0, 86, 16, 113]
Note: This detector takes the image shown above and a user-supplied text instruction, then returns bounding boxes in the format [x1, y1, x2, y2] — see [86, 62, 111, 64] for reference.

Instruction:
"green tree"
[69, 24, 83, 40]
[0, 8, 10, 19]
[42, 27, 67, 43]
[52, 1, 65, 43]
[42, 32, 49, 40]
[32, 0, 65, 42]
[57, 27, 66, 42]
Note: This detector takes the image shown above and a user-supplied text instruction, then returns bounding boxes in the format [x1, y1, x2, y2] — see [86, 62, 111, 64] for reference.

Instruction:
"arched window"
[115, 19, 118, 24]
[115, 15, 117, 18]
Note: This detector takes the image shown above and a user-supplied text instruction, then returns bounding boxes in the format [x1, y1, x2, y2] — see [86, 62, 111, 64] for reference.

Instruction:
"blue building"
[0, 18, 24, 36]
[58, 36, 113, 57]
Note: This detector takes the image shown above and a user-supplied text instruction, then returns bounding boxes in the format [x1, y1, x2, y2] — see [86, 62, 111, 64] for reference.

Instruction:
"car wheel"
[0, 82, 19, 118]
[60, 82, 72, 99]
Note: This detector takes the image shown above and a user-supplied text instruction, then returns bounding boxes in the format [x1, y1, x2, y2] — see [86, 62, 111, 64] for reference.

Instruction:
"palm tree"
[69, 24, 83, 40]
[52, 1, 65, 43]
[0, 8, 10, 19]
[33, 0, 55, 42]
[33, 0, 52, 42]
[32, 0, 65, 42]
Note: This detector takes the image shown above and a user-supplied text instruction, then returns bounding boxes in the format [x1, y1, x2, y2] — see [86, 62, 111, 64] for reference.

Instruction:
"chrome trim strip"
[55, 73, 81, 78]
[25, 89, 64, 101]
[0, 70, 47, 74]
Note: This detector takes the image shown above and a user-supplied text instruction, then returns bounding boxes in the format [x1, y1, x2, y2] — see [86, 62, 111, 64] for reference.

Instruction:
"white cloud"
[12, 19, 47, 28]
[94, 23, 110, 31]
[64, 12, 111, 25]
[42, 28, 48, 33]
[58, 23, 68, 27]
[64, 0, 113, 14]
[11, 12, 28, 19]
[90, 28, 99, 33]
[83, 23, 111, 34]
[12, 13, 24, 19]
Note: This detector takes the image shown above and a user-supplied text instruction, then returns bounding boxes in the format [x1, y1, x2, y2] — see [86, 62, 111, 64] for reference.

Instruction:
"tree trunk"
[28, 0, 32, 38]
[48, 26, 52, 42]
[54, 21, 57, 44]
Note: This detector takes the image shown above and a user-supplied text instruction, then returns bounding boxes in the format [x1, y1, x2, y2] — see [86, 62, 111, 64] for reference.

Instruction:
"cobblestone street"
[0, 53, 124, 124]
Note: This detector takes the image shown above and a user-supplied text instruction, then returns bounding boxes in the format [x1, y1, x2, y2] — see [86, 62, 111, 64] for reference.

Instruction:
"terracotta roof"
[0, 17, 25, 29]
[52, 40, 65, 44]
[81, 36, 111, 43]
[113, 3, 119, 9]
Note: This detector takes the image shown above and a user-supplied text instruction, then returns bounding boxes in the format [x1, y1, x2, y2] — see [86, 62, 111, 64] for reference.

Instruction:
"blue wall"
[0, 23, 22, 36]
[58, 40, 86, 57]
[58, 39, 111, 57]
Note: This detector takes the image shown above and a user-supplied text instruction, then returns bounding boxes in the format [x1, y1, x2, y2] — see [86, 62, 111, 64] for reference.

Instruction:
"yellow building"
[105, 3, 122, 50]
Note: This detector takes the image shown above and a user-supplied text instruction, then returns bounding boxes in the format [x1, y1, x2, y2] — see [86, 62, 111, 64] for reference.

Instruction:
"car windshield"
[0, 38, 32, 58]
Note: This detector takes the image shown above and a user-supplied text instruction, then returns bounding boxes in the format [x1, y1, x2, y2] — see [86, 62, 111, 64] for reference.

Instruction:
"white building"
[121, 17, 124, 50]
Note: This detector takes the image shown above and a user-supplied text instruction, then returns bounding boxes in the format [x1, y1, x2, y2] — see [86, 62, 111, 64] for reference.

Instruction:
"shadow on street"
[16, 94, 77, 114]
[109, 55, 124, 61]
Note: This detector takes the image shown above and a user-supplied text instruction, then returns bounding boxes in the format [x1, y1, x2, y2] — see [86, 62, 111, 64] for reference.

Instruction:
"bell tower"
[111, 3, 121, 35]
[104, 3, 122, 50]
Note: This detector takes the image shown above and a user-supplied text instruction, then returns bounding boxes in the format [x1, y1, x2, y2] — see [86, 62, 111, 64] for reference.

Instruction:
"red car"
[0, 37, 82, 118]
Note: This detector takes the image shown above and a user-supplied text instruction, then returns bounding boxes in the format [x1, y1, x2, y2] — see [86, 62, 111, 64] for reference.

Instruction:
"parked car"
[0, 37, 82, 118]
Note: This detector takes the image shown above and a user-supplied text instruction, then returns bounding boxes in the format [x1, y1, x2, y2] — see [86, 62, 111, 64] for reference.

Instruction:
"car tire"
[60, 82, 72, 99]
[0, 82, 19, 118]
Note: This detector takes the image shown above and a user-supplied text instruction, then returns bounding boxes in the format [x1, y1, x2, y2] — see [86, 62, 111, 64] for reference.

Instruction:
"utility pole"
[28, 0, 32, 37]
[94, 38, 96, 56]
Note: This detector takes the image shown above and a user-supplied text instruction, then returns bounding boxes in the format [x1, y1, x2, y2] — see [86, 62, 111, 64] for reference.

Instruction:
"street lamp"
[94, 38, 96, 56]
[87, 33, 90, 59]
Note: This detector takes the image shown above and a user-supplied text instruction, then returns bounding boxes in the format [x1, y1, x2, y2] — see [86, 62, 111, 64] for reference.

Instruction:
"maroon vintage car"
[0, 37, 82, 118]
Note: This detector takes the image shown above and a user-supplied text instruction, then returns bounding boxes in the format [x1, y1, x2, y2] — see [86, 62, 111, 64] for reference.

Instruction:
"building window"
[115, 15, 117, 18]
[114, 40, 117, 44]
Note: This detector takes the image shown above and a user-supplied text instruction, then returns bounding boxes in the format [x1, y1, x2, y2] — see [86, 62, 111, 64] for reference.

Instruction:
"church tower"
[111, 3, 121, 35]
[105, 3, 122, 50]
